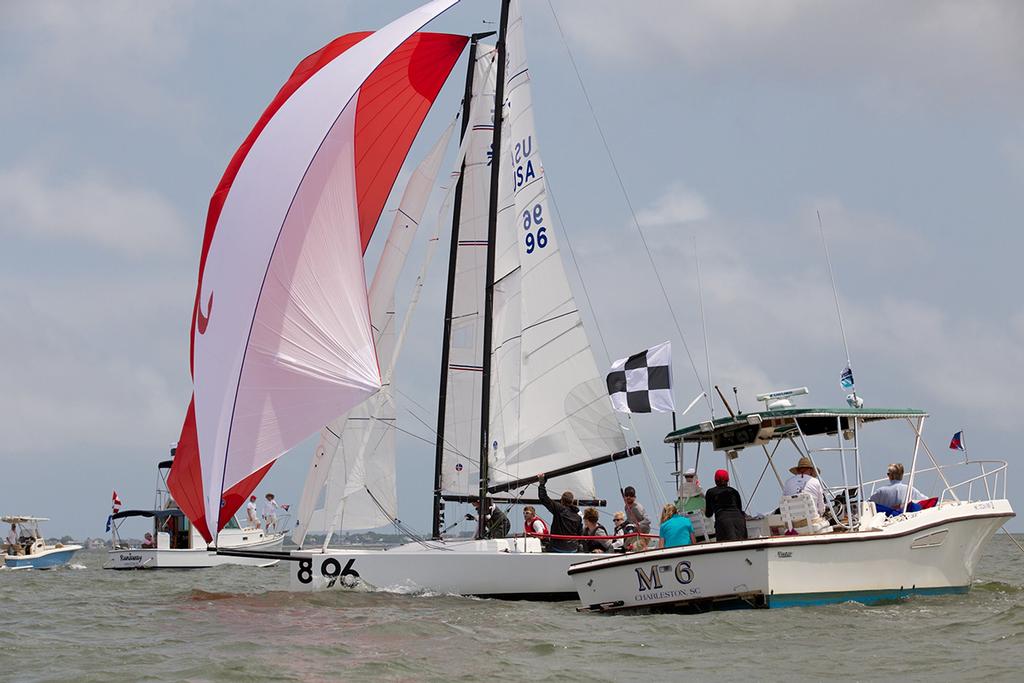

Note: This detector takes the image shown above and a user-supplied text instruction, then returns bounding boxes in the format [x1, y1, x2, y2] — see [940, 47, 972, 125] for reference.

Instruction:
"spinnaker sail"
[169, 0, 468, 542]
[293, 122, 456, 546]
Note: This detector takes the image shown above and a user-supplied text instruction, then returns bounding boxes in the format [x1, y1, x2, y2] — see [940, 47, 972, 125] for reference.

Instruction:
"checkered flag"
[606, 342, 675, 413]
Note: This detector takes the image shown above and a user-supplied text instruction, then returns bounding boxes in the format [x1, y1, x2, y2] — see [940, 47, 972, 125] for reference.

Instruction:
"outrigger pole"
[431, 31, 496, 540]
[476, 0, 511, 540]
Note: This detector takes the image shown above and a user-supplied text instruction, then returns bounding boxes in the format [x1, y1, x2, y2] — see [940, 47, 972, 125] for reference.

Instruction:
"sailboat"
[172, 0, 642, 599]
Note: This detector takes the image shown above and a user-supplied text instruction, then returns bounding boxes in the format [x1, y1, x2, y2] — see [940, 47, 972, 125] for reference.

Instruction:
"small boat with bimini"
[568, 390, 1015, 612]
[104, 455, 285, 570]
[2, 516, 82, 570]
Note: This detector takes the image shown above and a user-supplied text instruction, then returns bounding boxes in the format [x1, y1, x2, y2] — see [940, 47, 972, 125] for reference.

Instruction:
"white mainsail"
[293, 123, 456, 545]
[439, 44, 499, 496]
[486, 1, 627, 500]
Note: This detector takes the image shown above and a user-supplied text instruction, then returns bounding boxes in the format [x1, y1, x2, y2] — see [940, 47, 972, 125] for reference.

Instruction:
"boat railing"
[523, 531, 660, 552]
[862, 458, 1008, 504]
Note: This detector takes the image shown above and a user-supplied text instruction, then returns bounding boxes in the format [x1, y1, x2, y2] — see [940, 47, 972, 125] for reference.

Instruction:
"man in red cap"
[704, 469, 748, 542]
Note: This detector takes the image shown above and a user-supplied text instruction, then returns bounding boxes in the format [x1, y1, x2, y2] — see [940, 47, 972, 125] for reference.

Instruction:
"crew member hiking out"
[537, 473, 582, 553]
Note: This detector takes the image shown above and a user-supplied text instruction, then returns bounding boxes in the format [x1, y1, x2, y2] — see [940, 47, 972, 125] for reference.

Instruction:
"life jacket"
[524, 516, 549, 536]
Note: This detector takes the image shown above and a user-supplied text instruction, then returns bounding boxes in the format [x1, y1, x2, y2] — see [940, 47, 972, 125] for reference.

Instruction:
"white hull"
[287, 537, 599, 598]
[569, 500, 1014, 611]
[105, 533, 285, 570]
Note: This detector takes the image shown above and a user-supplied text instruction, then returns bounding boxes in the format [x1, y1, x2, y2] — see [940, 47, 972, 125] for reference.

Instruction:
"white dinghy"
[569, 399, 1014, 612]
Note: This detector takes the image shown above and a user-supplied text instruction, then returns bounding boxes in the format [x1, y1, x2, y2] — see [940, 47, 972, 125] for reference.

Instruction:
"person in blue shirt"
[869, 463, 924, 511]
[658, 503, 696, 548]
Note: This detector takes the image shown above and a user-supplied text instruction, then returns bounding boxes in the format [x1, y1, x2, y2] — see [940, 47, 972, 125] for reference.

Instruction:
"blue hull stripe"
[769, 585, 970, 608]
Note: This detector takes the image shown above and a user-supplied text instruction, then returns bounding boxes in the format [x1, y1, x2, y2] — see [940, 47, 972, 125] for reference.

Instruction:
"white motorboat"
[568, 403, 1015, 612]
[2, 516, 81, 570]
[104, 457, 285, 570]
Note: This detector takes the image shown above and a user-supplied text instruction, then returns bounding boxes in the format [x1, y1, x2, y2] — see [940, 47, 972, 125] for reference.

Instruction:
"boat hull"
[569, 500, 1013, 612]
[3, 545, 82, 570]
[286, 538, 598, 598]
[105, 533, 285, 570]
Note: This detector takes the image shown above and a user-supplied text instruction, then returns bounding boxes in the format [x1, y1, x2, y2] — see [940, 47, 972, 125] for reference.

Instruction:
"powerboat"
[569, 397, 1014, 612]
[104, 456, 286, 570]
[2, 516, 81, 570]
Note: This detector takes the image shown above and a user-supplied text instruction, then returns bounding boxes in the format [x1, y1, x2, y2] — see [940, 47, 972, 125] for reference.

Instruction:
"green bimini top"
[664, 407, 928, 448]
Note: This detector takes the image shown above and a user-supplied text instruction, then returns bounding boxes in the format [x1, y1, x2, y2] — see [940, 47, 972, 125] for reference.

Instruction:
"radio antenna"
[817, 210, 858, 405]
[695, 236, 714, 419]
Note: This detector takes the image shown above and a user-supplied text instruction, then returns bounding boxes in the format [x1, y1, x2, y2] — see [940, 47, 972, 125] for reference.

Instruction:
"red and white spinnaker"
[169, 0, 467, 542]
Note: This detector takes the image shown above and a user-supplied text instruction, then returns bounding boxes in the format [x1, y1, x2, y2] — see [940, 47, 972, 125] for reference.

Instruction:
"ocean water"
[2, 537, 1022, 682]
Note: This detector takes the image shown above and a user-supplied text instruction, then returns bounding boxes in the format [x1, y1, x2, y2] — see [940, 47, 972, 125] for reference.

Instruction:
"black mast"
[431, 32, 495, 540]
[477, 0, 511, 540]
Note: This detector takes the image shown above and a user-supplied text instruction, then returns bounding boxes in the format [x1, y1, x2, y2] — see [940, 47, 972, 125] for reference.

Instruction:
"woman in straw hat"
[782, 456, 826, 516]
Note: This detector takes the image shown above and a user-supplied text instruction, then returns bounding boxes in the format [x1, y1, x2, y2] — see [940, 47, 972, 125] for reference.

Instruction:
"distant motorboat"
[103, 454, 285, 570]
[2, 516, 81, 570]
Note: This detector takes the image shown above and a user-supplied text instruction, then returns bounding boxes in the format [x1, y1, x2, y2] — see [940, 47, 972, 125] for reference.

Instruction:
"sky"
[1, 0, 1022, 538]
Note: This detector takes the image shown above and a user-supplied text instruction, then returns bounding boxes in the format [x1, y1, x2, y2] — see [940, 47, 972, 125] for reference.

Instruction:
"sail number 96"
[522, 203, 548, 255]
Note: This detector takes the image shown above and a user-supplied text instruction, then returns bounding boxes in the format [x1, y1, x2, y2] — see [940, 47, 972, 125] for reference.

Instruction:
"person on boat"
[245, 495, 260, 528]
[622, 485, 652, 535]
[522, 505, 549, 546]
[581, 508, 612, 553]
[704, 469, 748, 542]
[782, 456, 826, 516]
[611, 511, 637, 552]
[869, 463, 925, 511]
[537, 473, 583, 553]
[675, 468, 706, 515]
[658, 503, 695, 548]
[4, 523, 22, 556]
[141, 532, 156, 549]
[470, 499, 511, 539]
[262, 493, 290, 532]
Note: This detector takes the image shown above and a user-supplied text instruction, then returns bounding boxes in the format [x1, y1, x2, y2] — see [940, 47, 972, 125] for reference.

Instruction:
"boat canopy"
[110, 509, 187, 522]
[665, 407, 929, 448]
[1, 516, 48, 523]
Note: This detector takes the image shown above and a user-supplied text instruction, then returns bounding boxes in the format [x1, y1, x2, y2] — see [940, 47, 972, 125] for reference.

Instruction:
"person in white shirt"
[245, 495, 260, 528]
[262, 493, 289, 532]
[5, 523, 21, 555]
[782, 456, 826, 516]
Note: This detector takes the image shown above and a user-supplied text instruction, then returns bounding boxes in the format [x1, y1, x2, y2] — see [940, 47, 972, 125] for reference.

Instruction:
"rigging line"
[546, 0, 709, 411]
[817, 210, 853, 370]
[694, 237, 714, 419]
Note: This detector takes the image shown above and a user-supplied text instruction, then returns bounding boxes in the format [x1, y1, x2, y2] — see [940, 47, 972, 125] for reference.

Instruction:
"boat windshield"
[223, 516, 241, 530]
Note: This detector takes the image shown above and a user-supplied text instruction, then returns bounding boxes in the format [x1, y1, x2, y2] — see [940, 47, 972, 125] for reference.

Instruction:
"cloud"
[0, 271, 193, 455]
[0, 164, 188, 256]
[552, 0, 1024, 109]
[1, 1, 199, 121]
[635, 182, 710, 228]
[579, 180, 1022, 432]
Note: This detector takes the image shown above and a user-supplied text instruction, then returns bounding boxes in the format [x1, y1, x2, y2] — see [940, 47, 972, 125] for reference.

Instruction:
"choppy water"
[2, 537, 1023, 682]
